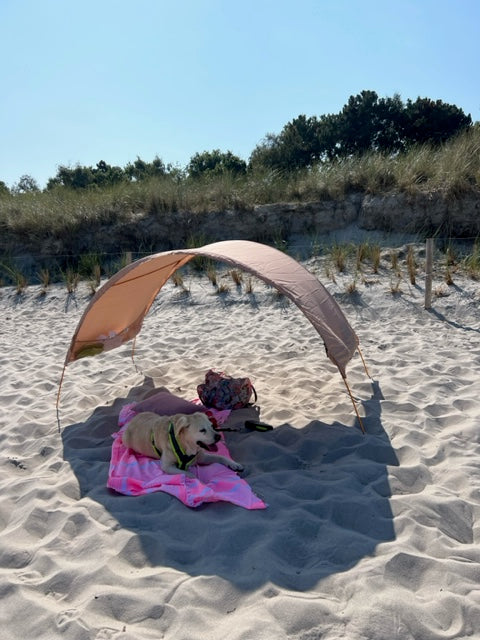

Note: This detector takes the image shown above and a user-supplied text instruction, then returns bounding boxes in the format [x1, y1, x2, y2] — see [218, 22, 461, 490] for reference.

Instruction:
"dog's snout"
[214, 433, 221, 443]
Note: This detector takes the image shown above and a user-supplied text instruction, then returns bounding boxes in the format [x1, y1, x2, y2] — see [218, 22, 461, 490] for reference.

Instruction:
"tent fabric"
[64, 240, 359, 379]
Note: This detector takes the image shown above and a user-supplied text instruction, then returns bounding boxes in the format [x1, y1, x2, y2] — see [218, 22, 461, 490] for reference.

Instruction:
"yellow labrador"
[121, 411, 244, 476]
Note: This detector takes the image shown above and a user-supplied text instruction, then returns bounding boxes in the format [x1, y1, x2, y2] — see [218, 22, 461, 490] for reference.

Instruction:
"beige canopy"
[62, 240, 366, 429]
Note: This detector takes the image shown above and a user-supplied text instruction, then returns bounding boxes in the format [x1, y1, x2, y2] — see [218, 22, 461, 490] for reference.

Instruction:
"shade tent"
[60, 240, 368, 430]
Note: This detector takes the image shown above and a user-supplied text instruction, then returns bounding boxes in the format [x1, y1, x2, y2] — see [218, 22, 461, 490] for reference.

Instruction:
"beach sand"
[1, 242, 480, 639]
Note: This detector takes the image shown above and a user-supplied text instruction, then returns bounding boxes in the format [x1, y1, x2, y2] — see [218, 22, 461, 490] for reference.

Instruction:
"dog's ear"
[173, 414, 201, 456]
[172, 414, 189, 438]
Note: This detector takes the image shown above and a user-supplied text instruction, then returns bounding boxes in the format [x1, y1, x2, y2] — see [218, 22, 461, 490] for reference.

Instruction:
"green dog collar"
[168, 421, 196, 470]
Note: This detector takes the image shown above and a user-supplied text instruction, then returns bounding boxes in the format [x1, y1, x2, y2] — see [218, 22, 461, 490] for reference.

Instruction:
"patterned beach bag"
[197, 369, 257, 410]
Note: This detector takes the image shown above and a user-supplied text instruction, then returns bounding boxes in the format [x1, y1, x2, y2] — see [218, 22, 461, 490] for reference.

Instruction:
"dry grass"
[324, 264, 336, 283]
[230, 269, 243, 287]
[39, 268, 50, 287]
[1, 234, 479, 310]
[444, 267, 454, 286]
[370, 245, 381, 274]
[389, 276, 403, 295]
[355, 242, 370, 271]
[207, 266, 218, 287]
[38, 268, 50, 295]
[216, 283, 230, 294]
[390, 250, 399, 273]
[63, 268, 80, 294]
[463, 242, 480, 279]
[406, 245, 417, 285]
[2, 128, 479, 267]
[0, 263, 28, 294]
[171, 271, 185, 288]
[330, 244, 349, 272]
[345, 279, 357, 294]
[15, 272, 28, 295]
[446, 245, 457, 266]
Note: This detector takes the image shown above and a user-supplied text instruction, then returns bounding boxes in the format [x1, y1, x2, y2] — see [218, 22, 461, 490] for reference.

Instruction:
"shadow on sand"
[61, 378, 398, 591]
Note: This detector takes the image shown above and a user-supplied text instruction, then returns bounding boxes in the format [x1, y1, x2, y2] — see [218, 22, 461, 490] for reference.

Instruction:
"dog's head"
[172, 412, 220, 456]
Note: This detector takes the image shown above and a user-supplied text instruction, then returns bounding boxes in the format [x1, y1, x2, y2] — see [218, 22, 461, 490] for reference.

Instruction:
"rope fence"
[1, 234, 479, 263]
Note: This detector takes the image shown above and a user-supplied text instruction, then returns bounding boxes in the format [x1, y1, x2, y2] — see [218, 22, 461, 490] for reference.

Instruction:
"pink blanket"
[107, 403, 266, 509]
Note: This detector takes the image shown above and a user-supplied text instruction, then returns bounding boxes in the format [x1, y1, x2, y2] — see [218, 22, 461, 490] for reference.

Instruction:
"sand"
[1, 241, 480, 639]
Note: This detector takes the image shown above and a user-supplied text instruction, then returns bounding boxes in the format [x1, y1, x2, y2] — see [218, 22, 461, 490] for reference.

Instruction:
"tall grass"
[1, 127, 479, 268]
[406, 245, 417, 284]
[464, 241, 480, 279]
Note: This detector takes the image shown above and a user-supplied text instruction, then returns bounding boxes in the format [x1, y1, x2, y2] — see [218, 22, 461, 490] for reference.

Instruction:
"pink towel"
[107, 403, 266, 509]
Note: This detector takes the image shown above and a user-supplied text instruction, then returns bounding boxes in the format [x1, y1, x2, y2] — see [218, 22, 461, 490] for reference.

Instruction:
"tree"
[404, 97, 472, 146]
[316, 113, 343, 160]
[337, 90, 381, 156]
[92, 160, 125, 187]
[278, 115, 323, 170]
[0, 180, 9, 196]
[12, 174, 40, 193]
[124, 155, 166, 181]
[47, 164, 96, 190]
[47, 161, 127, 189]
[187, 150, 246, 178]
[249, 117, 325, 172]
[373, 93, 407, 152]
[248, 133, 285, 172]
[249, 90, 473, 173]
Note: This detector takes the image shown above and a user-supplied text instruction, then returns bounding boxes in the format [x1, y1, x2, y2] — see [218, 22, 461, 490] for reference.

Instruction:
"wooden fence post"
[424, 238, 434, 309]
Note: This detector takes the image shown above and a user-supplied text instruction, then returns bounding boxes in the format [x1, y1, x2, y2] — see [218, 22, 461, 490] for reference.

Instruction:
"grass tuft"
[230, 269, 243, 287]
[406, 246, 417, 284]
[370, 245, 381, 273]
[63, 268, 80, 294]
[207, 266, 217, 287]
[216, 283, 230, 294]
[330, 244, 349, 273]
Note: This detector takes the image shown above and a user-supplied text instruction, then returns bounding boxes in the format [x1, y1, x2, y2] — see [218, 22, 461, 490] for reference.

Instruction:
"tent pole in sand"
[343, 377, 366, 434]
[55, 363, 67, 431]
[357, 346, 371, 378]
[131, 336, 139, 371]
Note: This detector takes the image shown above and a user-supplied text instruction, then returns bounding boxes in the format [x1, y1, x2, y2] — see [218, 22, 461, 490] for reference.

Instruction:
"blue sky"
[1, 0, 479, 188]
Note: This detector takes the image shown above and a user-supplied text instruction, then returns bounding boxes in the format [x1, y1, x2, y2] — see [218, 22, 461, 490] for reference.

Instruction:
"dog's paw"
[228, 461, 244, 472]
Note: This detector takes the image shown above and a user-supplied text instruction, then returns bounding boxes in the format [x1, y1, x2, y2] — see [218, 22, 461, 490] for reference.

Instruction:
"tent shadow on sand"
[61, 379, 398, 592]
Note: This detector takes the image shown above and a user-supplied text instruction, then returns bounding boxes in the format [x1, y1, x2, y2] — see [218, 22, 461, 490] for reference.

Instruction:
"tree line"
[1, 90, 473, 194]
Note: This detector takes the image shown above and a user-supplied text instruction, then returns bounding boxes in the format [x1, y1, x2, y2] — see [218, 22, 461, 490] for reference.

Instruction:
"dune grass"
[1, 127, 479, 247]
[463, 241, 480, 279]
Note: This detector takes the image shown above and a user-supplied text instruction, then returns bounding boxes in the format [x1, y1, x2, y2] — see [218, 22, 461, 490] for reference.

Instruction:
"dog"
[121, 411, 244, 476]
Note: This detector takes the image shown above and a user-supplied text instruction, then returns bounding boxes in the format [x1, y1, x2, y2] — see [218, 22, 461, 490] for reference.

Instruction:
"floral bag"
[197, 369, 257, 410]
